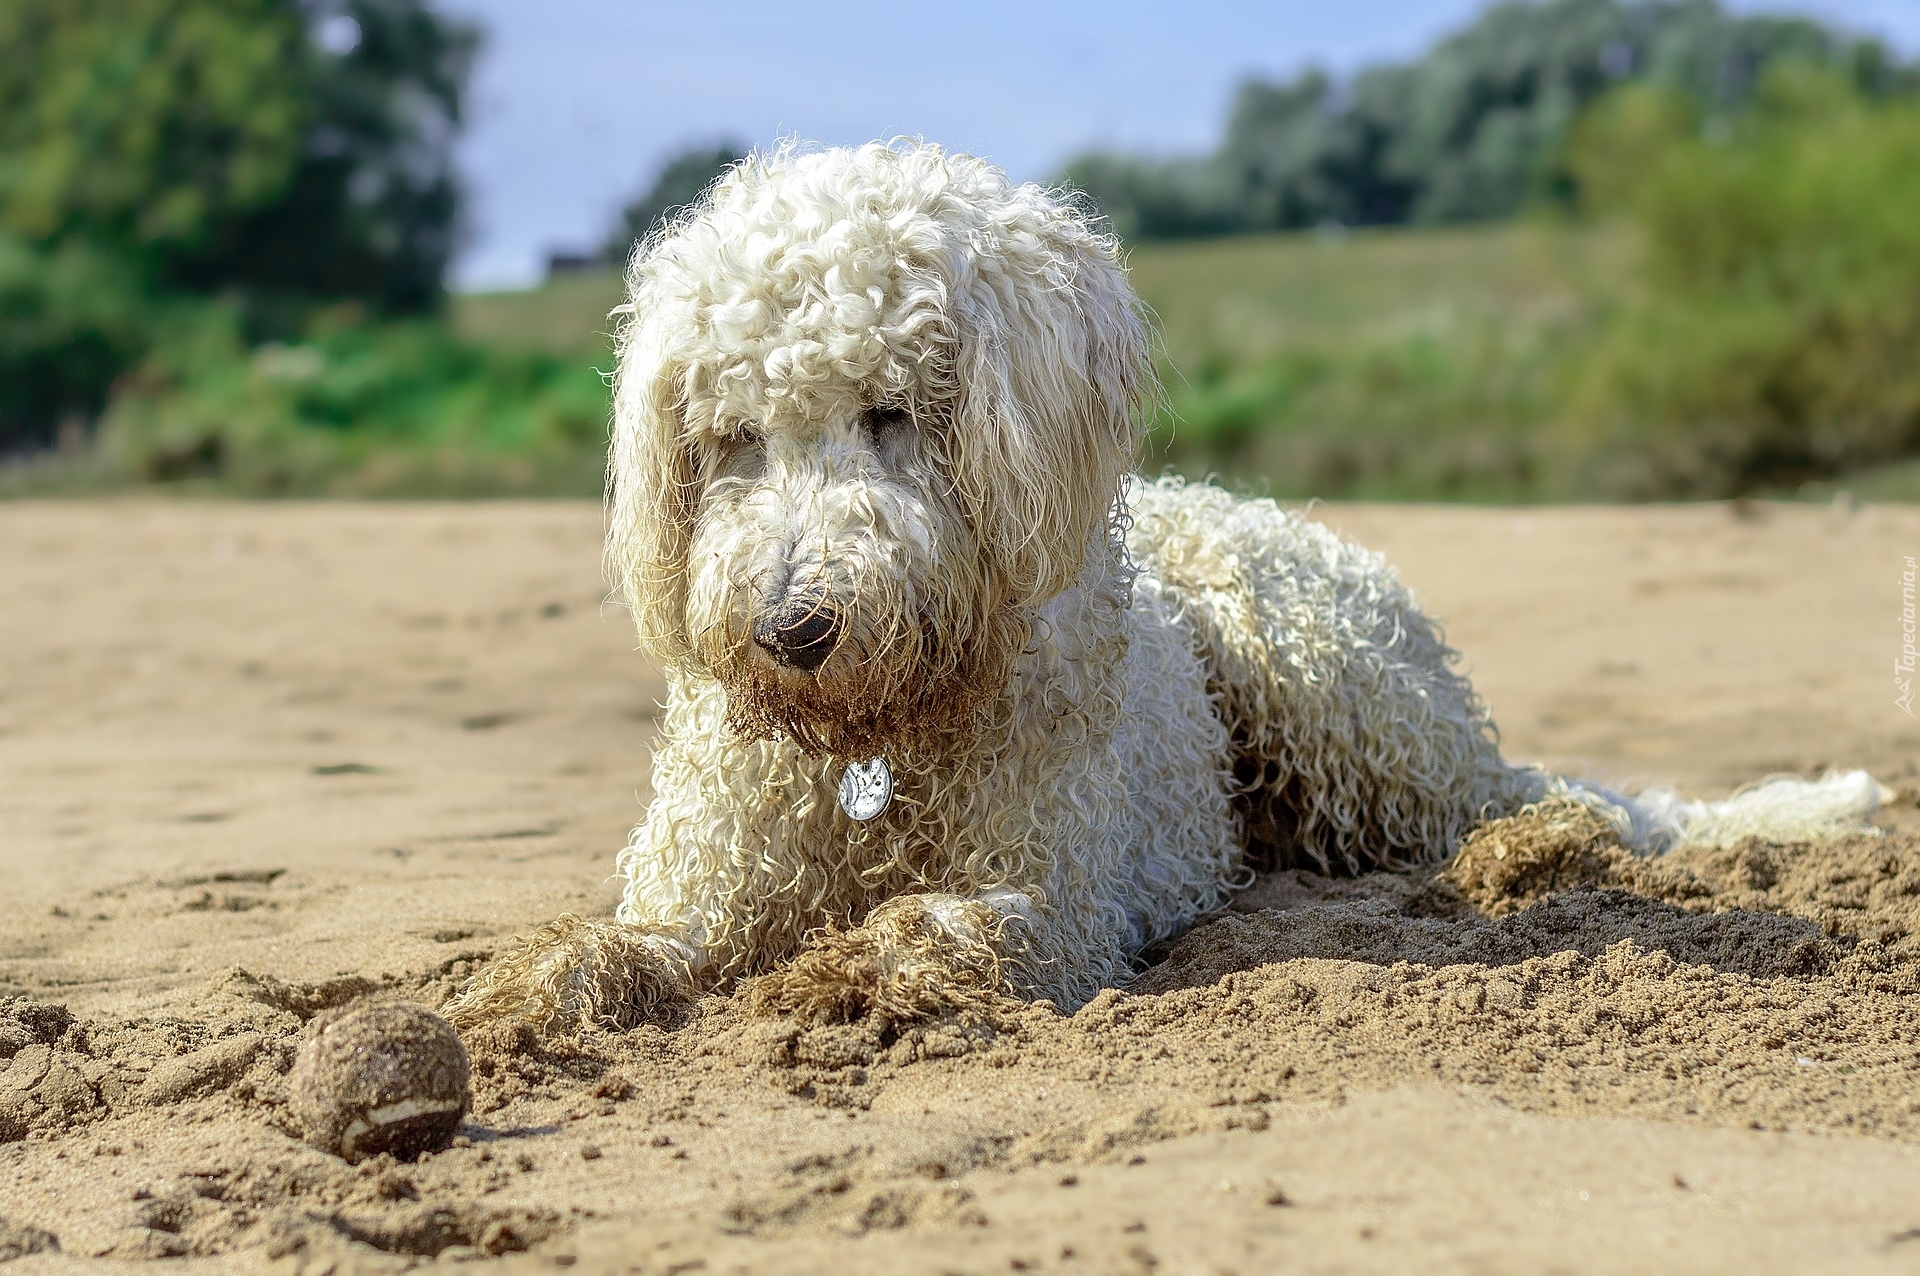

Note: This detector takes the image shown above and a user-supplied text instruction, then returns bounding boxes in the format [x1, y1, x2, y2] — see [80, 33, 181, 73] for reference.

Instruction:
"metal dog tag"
[839, 757, 893, 822]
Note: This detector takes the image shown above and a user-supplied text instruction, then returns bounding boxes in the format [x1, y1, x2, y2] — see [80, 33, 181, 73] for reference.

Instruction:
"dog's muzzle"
[752, 593, 842, 673]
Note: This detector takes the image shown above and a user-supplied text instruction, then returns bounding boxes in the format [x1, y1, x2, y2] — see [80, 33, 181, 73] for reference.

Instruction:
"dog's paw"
[442, 914, 692, 1036]
[749, 894, 1015, 1031]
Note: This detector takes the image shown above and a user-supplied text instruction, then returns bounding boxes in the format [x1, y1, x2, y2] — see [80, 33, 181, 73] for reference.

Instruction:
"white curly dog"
[447, 142, 1883, 1036]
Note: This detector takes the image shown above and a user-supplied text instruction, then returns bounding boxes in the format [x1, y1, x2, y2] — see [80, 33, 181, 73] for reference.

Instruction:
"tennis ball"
[289, 1000, 470, 1163]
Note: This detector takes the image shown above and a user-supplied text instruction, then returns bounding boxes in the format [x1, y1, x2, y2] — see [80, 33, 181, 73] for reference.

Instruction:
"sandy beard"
[683, 501, 1025, 759]
[704, 609, 1026, 761]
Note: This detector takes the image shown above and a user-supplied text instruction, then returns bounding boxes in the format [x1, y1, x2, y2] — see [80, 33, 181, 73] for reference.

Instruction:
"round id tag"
[839, 757, 894, 821]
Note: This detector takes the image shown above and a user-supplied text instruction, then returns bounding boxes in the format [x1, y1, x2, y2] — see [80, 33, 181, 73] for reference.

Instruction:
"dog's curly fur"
[444, 141, 1882, 1036]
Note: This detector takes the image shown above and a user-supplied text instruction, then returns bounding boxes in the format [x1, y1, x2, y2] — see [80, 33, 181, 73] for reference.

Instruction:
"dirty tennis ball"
[289, 1000, 471, 1163]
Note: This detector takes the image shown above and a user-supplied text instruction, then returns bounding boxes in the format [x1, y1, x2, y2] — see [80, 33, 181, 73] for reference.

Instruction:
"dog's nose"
[752, 596, 842, 672]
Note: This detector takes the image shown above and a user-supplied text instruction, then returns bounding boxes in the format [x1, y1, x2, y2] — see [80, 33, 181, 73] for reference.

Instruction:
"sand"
[2, 497, 1919, 1274]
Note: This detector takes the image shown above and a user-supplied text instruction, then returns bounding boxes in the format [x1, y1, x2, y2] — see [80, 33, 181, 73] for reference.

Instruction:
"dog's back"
[1124, 476, 1544, 873]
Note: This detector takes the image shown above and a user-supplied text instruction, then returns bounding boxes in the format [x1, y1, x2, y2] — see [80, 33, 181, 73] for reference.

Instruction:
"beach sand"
[3, 497, 1918, 1274]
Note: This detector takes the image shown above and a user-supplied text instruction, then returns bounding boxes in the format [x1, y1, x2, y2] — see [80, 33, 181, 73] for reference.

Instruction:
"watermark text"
[1899, 555, 1917, 715]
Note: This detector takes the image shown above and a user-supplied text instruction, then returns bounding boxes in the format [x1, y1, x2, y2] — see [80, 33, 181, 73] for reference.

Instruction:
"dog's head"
[607, 142, 1148, 757]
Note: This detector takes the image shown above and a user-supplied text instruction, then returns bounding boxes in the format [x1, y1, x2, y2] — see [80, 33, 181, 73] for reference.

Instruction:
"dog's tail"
[1563, 770, 1891, 855]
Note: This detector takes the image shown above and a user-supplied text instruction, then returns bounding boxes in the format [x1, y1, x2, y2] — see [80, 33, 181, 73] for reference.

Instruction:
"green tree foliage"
[1569, 66, 1920, 495]
[0, 0, 477, 452]
[0, 0, 306, 260]
[0, 238, 153, 451]
[1104, 58, 1920, 504]
[603, 142, 746, 266]
[192, 0, 479, 314]
[1064, 0, 1908, 239]
[0, 0, 474, 305]
[1055, 153, 1247, 243]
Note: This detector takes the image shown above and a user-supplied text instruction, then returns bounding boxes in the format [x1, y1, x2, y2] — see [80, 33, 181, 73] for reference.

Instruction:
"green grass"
[429, 225, 1635, 501]
[451, 270, 626, 361]
[1129, 221, 1633, 371]
[452, 225, 1628, 389]
[16, 214, 1916, 502]
[433, 226, 1640, 503]
[2, 298, 617, 498]
[4, 271, 633, 499]
[1125, 222, 1636, 500]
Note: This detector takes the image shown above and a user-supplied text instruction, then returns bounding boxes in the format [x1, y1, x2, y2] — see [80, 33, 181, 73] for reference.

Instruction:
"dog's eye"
[862, 405, 911, 440]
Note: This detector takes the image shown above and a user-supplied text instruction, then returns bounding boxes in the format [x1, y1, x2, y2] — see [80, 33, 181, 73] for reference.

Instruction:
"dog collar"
[839, 757, 893, 821]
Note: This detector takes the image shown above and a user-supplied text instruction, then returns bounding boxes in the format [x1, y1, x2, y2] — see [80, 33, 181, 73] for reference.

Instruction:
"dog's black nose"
[752, 596, 841, 672]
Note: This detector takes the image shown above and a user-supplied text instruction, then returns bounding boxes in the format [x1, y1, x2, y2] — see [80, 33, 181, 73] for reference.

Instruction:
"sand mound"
[1440, 796, 1638, 915]
[4, 830, 1920, 1268]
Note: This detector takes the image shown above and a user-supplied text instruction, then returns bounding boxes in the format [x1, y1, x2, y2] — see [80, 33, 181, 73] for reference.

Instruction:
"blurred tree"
[1064, 0, 1909, 239]
[0, 0, 308, 266]
[0, 238, 153, 454]
[1555, 80, 1698, 215]
[1217, 67, 1420, 228]
[1569, 65, 1920, 494]
[199, 0, 479, 315]
[1056, 153, 1247, 241]
[0, 0, 476, 311]
[604, 142, 746, 266]
[0, 0, 477, 452]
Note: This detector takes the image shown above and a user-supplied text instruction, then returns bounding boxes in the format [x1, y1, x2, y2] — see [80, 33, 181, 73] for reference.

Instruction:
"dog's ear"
[946, 201, 1149, 608]
[606, 297, 698, 665]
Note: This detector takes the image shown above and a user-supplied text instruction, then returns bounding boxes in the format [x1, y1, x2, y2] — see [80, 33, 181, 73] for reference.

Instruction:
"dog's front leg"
[750, 890, 1033, 1030]
[441, 916, 699, 1035]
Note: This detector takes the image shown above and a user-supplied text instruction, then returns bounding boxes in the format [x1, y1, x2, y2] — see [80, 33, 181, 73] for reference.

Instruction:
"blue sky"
[440, 0, 1920, 290]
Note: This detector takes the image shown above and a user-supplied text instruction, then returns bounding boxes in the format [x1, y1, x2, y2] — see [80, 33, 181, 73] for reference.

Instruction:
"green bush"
[0, 234, 152, 448]
[1148, 311, 1575, 502]
[78, 305, 610, 495]
[1569, 67, 1920, 495]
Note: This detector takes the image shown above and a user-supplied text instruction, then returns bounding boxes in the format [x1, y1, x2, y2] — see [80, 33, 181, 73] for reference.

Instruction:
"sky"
[439, 0, 1920, 292]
